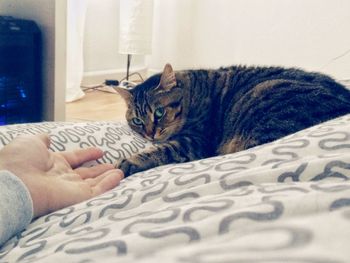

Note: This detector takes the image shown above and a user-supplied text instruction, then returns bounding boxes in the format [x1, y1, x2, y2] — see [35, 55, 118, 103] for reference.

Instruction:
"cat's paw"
[115, 157, 149, 177]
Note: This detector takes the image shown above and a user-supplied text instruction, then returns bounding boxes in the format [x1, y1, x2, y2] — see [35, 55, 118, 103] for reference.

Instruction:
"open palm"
[0, 134, 124, 218]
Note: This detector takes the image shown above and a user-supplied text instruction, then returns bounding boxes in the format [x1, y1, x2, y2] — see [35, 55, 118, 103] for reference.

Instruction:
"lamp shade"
[119, 0, 154, 55]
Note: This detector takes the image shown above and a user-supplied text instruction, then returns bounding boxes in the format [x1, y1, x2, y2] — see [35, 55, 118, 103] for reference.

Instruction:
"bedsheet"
[0, 115, 350, 262]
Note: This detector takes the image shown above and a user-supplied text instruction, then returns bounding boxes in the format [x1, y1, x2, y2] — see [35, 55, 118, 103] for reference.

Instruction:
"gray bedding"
[0, 114, 349, 262]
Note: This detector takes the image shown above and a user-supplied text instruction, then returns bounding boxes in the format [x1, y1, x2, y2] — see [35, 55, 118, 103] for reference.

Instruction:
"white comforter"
[0, 115, 350, 263]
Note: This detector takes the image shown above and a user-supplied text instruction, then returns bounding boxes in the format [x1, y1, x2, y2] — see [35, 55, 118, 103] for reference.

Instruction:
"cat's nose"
[144, 131, 154, 141]
[145, 126, 155, 140]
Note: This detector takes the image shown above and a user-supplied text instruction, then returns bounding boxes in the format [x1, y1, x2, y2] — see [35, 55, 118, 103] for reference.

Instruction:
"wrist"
[18, 172, 50, 218]
[0, 170, 34, 245]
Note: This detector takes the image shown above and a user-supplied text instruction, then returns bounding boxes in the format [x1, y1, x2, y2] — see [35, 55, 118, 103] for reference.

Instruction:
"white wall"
[2, 0, 349, 118]
[147, 0, 350, 80]
[83, 0, 145, 81]
[0, 0, 67, 121]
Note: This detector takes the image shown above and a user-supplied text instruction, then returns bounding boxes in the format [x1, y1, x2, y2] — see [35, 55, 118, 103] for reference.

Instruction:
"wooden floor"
[65, 89, 127, 122]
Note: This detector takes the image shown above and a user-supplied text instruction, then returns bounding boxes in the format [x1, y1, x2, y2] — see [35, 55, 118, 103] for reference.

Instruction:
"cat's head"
[116, 64, 185, 142]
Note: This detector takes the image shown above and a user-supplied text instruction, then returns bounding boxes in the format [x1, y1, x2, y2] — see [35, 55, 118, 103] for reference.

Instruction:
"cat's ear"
[115, 87, 133, 102]
[159, 63, 177, 91]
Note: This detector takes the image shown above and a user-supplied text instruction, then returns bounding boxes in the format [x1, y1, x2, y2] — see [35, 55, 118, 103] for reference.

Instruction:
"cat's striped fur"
[116, 64, 350, 177]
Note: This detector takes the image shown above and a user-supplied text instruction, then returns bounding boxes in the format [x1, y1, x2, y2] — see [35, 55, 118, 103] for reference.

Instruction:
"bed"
[0, 114, 350, 262]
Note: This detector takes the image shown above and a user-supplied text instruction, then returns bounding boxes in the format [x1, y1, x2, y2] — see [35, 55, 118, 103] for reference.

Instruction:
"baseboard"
[82, 66, 148, 86]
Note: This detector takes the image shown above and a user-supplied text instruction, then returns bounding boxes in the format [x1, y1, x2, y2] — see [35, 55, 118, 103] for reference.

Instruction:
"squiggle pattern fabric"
[0, 122, 153, 165]
[0, 116, 350, 262]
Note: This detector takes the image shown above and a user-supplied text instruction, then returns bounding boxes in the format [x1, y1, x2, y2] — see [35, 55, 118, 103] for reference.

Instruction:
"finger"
[86, 168, 124, 186]
[75, 163, 116, 179]
[91, 170, 124, 196]
[61, 147, 104, 168]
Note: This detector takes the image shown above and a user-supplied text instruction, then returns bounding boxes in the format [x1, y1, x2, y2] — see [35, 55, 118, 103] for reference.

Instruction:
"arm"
[0, 134, 124, 247]
[0, 170, 33, 247]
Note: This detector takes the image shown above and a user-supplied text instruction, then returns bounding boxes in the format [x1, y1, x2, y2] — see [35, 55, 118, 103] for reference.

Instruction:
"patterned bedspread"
[0, 114, 350, 262]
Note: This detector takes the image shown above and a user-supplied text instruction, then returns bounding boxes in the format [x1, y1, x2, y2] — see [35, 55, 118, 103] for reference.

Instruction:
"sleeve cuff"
[0, 170, 34, 247]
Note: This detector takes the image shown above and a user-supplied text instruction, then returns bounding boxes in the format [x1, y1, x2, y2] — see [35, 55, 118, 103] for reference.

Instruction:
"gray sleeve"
[0, 170, 33, 247]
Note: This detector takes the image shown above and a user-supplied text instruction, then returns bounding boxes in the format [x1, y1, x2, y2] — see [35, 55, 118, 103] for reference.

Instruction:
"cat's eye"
[132, 117, 143, 126]
[154, 107, 165, 119]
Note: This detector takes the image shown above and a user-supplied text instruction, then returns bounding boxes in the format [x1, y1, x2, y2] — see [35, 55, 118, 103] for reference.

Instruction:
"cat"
[115, 63, 350, 177]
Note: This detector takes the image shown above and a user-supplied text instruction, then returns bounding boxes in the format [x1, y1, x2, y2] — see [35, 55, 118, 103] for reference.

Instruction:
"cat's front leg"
[115, 139, 204, 177]
[115, 153, 157, 177]
[115, 145, 178, 177]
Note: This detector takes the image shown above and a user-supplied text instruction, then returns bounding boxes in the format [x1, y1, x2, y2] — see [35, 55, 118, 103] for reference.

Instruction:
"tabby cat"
[116, 64, 350, 177]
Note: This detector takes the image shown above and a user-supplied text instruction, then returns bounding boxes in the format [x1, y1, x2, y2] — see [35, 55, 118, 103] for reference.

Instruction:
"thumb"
[36, 134, 51, 149]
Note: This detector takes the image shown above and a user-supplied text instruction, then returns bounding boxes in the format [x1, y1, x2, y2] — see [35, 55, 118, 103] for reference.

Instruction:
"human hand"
[0, 134, 124, 218]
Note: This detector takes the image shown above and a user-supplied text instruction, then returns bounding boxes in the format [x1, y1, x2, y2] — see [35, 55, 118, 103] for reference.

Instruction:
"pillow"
[0, 121, 153, 164]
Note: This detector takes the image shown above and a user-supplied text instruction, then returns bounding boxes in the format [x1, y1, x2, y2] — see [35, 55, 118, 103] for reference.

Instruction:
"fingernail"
[116, 169, 125, 179]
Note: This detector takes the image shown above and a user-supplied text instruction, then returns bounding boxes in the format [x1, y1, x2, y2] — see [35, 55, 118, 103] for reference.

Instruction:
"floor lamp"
[119, 0, 154, 87]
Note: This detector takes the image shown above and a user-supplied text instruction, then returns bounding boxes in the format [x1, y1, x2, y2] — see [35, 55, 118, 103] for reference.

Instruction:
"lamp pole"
[126, 54, 131, 81]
